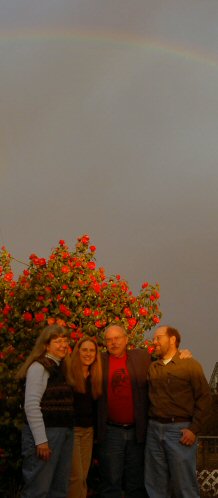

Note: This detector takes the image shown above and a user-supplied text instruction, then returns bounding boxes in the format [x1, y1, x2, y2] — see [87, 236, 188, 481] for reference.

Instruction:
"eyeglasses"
[105, 336, 126, 344]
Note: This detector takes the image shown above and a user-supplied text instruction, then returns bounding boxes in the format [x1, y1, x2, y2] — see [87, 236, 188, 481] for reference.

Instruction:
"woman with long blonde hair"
[16, 324, 74, 498]
[67, 336, 102, 498]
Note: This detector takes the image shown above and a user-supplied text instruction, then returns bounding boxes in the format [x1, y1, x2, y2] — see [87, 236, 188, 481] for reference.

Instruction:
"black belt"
[107, 421, 135, 429]
[150, 416, 192, 424]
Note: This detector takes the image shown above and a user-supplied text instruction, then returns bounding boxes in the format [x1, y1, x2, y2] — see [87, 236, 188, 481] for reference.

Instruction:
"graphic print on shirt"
[111, 368, 131, 397]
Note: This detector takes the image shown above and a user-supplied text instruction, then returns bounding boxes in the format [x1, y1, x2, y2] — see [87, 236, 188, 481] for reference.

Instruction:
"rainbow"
[0, 27, 218, 68]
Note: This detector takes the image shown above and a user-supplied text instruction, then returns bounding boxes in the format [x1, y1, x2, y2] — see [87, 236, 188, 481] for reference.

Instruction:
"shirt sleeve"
[24, 362, 49, 445]
[189, 360, 212, 435]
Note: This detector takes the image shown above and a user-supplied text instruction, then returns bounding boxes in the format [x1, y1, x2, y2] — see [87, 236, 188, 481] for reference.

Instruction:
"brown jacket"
[148, 352, 211, 434]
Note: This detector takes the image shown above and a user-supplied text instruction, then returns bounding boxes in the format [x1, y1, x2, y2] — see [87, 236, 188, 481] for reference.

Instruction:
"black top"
[74, 375, 95, 427]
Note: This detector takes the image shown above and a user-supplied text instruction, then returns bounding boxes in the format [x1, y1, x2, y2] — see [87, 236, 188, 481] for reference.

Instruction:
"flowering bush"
[0, 234, 161, 493]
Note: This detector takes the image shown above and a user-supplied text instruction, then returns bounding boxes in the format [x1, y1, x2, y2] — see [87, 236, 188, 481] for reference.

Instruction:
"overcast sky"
[1, 0, 218, 379]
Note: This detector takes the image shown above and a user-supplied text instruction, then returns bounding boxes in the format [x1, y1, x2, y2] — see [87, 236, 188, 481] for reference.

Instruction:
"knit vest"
[37, 356, 74, 428]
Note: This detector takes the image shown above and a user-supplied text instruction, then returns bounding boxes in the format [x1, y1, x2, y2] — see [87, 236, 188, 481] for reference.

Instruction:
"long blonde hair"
[68, 336, 102, 399]
[16, 324, 72, 382]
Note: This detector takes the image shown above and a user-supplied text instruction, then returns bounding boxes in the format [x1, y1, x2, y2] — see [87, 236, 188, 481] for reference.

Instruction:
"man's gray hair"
[104, 322, 127, 337]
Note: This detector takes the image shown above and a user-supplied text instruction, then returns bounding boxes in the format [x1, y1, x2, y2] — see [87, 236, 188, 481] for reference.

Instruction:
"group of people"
[16, 322, 211, 498]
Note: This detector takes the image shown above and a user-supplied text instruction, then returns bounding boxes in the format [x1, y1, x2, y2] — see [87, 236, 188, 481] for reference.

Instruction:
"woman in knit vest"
[16, 324, 75, 498]
[67, 336, 102, 498]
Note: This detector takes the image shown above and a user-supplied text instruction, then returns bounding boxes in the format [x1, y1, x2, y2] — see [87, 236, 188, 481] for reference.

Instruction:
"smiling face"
[79, 340, 97, 367]
[105, 325, 128, 358]
[46, 336, 69, 360]
[153, 327, 176, 359]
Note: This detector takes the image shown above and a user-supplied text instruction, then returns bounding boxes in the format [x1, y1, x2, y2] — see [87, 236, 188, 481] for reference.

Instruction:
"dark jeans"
[98, 424, 147, 498]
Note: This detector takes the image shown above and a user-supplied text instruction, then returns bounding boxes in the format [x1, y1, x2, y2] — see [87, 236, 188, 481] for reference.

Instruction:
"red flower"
[148, 345, 155, 354]
[92, 283, 101, 294]
[150, 295, 155, 301]
[139, 307, 148, 316]
[59, 304, 71, 317]
[37, 295, 44, 302]
[124, 307, 132, 318]
[87, 261, 96, 270]
[142, 282, 148, 289]
[90, 245, 96, 252]
[116, 274, 121, 281]
[61, 265, 70, 274]
[83, 308, 92, 317]
[23, 312, 33, 322]
[3, 304, 12, 316]
[29, 254, 40, 265]
[101, 282, 108, 288]
[121, 283, 128, 292]
[35, 312, 45, 323]
[127, 318, 137, 330]
[59, 239, 65, 246]
[29, 253, 38, 260]
[62, 284, 68, 290]
[75, 261, 83, 268]
[4, 272, 14, 282]
[95, 320, 107, 329]
[130, 297, 136, 303]
[23, 269, 30, 276]
[70, 331, 78, 339]
[94, 310, 101, 317]
[153, 315, 160, 324]
[69, 323, 77, 329]
[38, 258, 46, 267]
[81, 235, 90, 245]
[99, 268, 106, 281]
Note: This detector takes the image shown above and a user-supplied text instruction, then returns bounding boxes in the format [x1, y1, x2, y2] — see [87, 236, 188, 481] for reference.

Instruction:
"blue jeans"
[98, 424, 147, 498]
[21, 425, 74, 498]
[144, 420, 200, 498]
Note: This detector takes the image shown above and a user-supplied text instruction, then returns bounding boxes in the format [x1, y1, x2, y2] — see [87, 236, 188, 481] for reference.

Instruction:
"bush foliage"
[0, 234, 161, 493]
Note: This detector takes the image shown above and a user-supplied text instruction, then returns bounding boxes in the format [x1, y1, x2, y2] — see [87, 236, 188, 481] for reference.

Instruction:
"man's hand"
[36, 442, 52, 461]
[179, 349, 192, 359]
[179, 428, 196, 446]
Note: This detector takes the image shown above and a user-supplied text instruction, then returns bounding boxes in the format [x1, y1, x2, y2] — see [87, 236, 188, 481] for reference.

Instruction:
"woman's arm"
[24, 362, 49, 446]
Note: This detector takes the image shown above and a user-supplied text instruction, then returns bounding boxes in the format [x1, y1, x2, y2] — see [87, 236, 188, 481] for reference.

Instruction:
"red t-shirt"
[107, 354, 135, 424]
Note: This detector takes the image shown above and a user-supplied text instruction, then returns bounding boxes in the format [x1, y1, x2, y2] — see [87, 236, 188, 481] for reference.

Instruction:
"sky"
[0, 0, 218, 380]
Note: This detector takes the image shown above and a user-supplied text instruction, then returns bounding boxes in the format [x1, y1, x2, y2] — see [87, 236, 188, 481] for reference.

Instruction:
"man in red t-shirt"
[97, 324, 150, 497]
